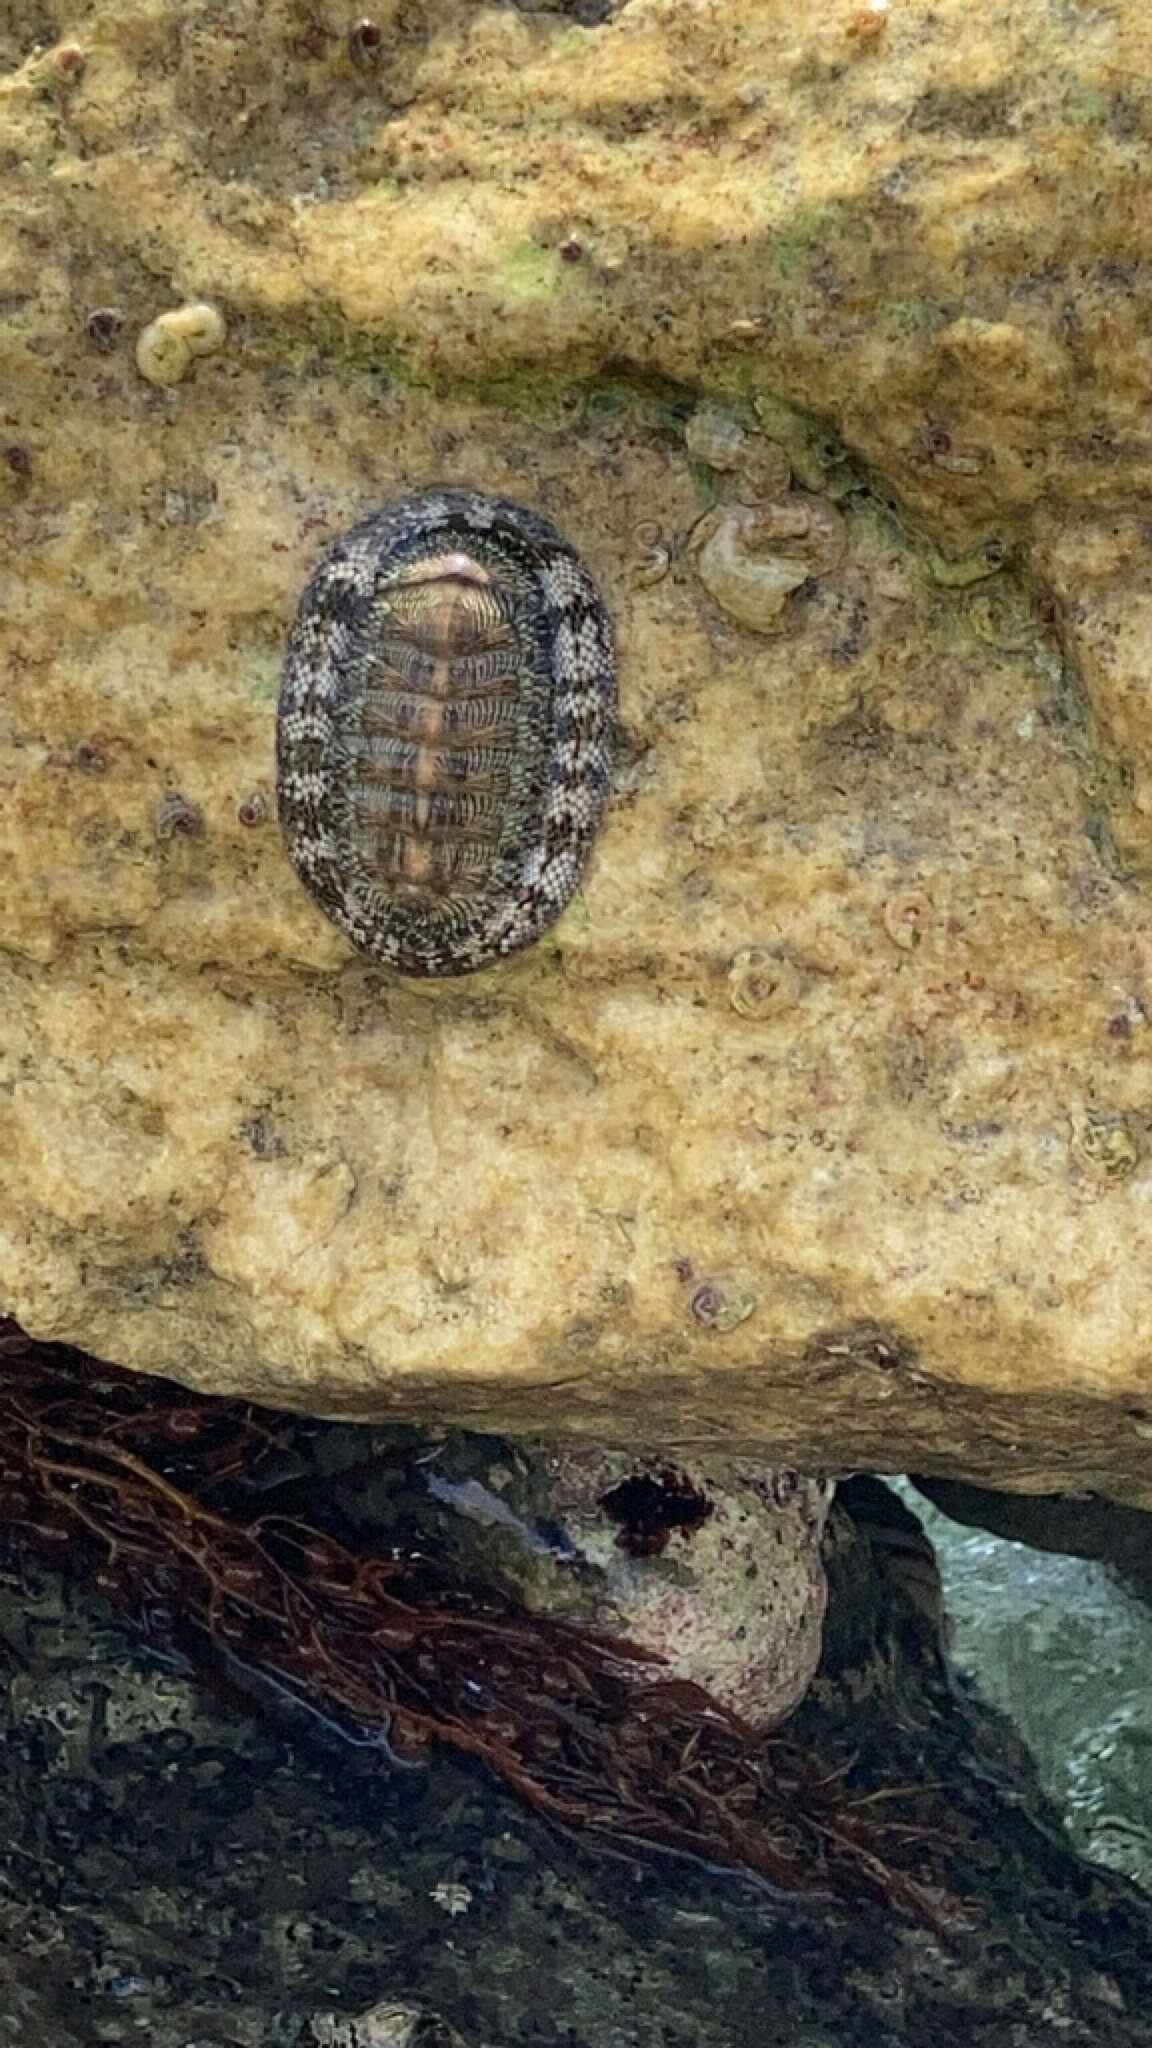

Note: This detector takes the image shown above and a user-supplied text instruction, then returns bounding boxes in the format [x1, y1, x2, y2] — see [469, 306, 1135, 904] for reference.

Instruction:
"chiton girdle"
[276, 487, 617, 978]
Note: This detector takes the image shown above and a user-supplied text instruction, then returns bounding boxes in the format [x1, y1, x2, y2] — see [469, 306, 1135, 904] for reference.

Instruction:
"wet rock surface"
[907, 1477, 1152, 1892]
[1, 1469, 1150, 2048]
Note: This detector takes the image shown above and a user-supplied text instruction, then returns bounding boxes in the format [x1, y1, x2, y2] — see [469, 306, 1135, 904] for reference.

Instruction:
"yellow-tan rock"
[4, 0, 1152, 1498]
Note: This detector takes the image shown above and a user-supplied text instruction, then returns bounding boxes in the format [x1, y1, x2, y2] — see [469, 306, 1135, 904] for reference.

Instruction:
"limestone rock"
[4, 0, 1152, 1494]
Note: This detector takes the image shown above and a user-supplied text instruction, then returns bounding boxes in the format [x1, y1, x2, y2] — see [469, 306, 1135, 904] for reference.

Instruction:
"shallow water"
[903, 1485, 1152, 1889]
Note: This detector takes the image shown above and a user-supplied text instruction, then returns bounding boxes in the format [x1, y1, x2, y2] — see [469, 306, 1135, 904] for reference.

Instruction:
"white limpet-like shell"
[695, 512, 808, 628]
[691, 494, 846, 632]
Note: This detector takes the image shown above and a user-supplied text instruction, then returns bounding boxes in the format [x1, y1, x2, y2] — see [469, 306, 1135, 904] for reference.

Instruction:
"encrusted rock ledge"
[5, 0, 1152, 1498]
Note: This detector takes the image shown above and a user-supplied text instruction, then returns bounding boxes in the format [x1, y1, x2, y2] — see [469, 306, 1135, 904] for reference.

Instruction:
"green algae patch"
[496, 238, 567, 306]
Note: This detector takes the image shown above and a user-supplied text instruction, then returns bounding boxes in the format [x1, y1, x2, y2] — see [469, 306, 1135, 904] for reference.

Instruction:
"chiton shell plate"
[277, 488, 617, 977]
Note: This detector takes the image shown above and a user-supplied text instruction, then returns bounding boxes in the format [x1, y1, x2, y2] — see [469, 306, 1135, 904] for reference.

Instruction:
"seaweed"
[0, 1320, 961, 1936]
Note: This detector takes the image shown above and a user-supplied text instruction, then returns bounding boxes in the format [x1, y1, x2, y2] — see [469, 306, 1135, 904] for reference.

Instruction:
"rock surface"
[3, 1461, 1152, 2048]
[5, 0, 1152, 1491]
[425, 1445, 835, 1729]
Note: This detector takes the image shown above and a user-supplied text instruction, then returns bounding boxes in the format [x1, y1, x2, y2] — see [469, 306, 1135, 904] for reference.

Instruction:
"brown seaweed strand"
[0, 1342, 958, 1932]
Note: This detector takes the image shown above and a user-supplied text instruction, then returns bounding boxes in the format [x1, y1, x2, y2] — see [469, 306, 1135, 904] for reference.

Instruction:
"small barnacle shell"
[86, 306, 124, 351]
[690, 494, 846, 633]
[922, 536, 1008, 588]
[882, 891, 933, 952]
[693, 506, 806, 629]
[735, 435, 792, 504]
[685, 405, 791, 502]
[690, 1277, 759, 1332]
[307, 1998, 467, 2048]
[348, 17, 384, 64]
[727, 946, 800, 1017]
[965, 582, 1038, 651]
[236, 788, 271, 828]
[49, 41, 86, 83]
[1071, 1110, 1141, 1182]
[685, 404, 750, 472]
[846, 0, 888, 37]
[135, 303, 227, 386]
[154, 791, 204, 840]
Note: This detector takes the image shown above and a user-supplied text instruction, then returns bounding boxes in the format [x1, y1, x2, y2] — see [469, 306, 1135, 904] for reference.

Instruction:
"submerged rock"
[536, 1451, 833, 1729]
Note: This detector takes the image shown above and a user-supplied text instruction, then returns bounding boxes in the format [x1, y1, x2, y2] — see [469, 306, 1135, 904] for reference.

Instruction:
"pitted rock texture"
[537, 1453, 835, 1730]
[5, 0, 1152, 1494]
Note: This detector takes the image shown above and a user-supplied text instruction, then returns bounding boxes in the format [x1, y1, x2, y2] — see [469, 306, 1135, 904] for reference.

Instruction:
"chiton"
[277, 488, 617, 978]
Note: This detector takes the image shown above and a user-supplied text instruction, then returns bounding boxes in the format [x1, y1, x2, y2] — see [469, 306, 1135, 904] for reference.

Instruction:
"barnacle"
[727, 945, 802, 1017]
[690, 495, 846, 633]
